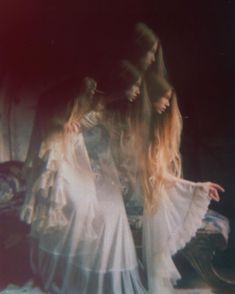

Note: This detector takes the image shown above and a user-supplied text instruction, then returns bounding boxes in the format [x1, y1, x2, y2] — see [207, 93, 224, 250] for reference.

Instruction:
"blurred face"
[90, 88, 96, 96]
[139, 41, 158, 71]
[87, 85, 97, 99]
[82, 78, 97, 99]
[125, 77, 142, 102]
[153, 89, 172, 114]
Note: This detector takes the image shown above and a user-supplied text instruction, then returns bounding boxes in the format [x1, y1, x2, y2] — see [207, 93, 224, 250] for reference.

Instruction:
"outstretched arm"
[208, 182, 224, 202]
[164, 174, 225, 202]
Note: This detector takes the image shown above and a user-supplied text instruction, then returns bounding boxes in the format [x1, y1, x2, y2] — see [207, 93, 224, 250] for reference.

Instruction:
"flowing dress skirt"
[22, 126, 146, 294]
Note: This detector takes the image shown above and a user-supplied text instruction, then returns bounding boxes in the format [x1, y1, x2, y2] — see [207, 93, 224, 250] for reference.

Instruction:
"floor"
[0, 216, 235, 293]
[1, 237, 235, 293]
[174, 254, 235, 294]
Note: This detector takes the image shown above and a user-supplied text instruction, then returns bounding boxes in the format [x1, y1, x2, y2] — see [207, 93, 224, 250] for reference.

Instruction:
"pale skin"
[63, 119, 80, 133]
[153, 89, 172, 114]
[208, 182, 224, 201]
[155, 90, 225, 202]
[125, 77, 142, 102]
[139, 41, 158, 71]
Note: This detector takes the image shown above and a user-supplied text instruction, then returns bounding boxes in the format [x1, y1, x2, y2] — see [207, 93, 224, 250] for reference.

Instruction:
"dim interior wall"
[0, 85, 38, 163]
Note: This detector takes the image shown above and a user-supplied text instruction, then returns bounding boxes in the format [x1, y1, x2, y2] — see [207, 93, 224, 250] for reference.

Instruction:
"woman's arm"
[164, 174, 224, 202]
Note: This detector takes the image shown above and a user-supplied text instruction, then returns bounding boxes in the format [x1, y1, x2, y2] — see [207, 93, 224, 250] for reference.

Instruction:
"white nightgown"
[21, 124, 146, 294]
[20, 115, 211, 294]
[142, 178, 210, 294]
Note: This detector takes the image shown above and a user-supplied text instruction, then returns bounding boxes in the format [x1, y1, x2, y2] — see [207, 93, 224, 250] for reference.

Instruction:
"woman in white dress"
[19, 51, 223, 294]
[21, 70, 147, 294]
[123, 26, 224, 293]
[139, 73, 224, 294]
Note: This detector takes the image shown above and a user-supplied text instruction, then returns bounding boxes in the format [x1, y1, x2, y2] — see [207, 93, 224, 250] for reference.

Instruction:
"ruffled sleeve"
[20, 135, 68, 233]
[142, 179, 211, 294]
[21, 132, 100, 250]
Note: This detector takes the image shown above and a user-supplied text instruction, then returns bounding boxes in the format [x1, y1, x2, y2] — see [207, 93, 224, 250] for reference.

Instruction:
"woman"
[21, 69, 147, 294]
[138, 73, 224, 294]
[104, 60, 147, 195]
[129, 29, 223, 292]
[119, 23, 169, 174]
[130, 22, 168, 78]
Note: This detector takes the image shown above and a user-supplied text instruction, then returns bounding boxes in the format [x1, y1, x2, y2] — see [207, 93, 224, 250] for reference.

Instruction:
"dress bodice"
[83, 124, 110, 161]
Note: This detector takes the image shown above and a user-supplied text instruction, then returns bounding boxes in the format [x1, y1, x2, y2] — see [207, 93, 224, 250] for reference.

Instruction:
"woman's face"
[153, 89, 172, 114]
[139, 41, 158, 71]
[125, 77, 142, 102]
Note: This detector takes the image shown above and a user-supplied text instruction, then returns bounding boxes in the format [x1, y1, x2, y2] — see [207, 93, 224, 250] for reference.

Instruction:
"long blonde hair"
[143, 74, 182, 213]
[105, 61, 149, 184]
[114, 73, 182, 213]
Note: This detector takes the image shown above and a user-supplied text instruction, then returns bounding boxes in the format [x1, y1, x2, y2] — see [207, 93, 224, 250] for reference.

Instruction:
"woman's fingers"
[72, 122, 79, 132]
[64, 121, 80, 133]
[209, 187, 220, 202]
[209, 182, 225, 192]
[73, 121, 81, 132]
[208, 181, 225, 202]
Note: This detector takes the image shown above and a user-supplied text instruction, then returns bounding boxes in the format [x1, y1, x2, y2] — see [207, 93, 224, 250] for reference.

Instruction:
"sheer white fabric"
[143, 179, 210, 294]
[20, 116, 211, 294]
[21, 128, 146, 294]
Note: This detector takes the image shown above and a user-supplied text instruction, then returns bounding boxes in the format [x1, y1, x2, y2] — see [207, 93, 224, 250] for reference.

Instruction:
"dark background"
[0, 0, 234, 266]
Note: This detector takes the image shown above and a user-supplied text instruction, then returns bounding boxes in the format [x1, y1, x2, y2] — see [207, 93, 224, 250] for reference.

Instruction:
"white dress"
[20, 113, 211, 294]
[142, 178, 210, 294]
[21, 123, 146, 294]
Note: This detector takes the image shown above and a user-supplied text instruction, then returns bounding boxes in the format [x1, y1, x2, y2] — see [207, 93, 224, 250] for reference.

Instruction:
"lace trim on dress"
[167, 181, 210, 255]
[143, 180, 211, 293]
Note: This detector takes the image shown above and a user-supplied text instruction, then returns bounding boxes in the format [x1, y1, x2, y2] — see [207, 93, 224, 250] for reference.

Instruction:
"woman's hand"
[63, 120, 80, 133]
[208, 182, 225, 202]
